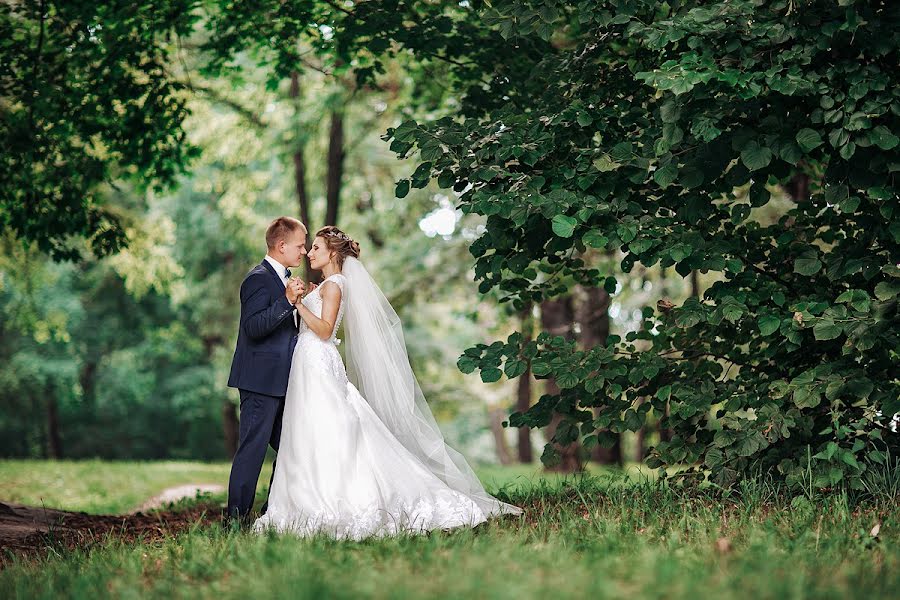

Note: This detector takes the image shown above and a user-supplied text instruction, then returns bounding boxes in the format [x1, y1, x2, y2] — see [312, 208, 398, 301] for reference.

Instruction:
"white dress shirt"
[264, 255, 298, 327]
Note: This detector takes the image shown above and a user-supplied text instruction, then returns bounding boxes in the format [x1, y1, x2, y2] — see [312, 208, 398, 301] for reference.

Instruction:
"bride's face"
[307, 236, 335, 270]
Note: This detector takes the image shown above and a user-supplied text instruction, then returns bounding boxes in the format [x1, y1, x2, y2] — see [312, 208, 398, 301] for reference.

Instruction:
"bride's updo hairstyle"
[316, 225, 361, 269]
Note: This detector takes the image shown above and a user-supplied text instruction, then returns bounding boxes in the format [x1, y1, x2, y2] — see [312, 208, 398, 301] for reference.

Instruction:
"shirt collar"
[264, 255, 289, 280]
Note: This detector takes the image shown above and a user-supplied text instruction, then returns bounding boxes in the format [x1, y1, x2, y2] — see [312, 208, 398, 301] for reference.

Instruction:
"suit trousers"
[226, 389, 285, 518]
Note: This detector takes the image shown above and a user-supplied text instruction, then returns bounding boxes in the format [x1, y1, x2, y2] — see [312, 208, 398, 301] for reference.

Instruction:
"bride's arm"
[295, 281, 341, 340]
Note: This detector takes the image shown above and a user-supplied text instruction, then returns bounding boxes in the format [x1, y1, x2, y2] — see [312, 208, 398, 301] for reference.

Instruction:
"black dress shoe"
[222, 506, 252, 532]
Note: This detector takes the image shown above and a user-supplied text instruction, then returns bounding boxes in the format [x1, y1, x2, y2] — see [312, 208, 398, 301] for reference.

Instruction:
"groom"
[226, 216, 312, 522]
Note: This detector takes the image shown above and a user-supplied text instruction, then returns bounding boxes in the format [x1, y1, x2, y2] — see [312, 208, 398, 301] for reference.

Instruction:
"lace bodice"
[295, 273, 348, 387]
[298, 273, 346, 344]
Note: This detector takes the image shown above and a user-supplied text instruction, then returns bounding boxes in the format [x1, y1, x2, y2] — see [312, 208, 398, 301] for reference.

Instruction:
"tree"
[388, 0, 900, 489]
[0, 1, 200, 259]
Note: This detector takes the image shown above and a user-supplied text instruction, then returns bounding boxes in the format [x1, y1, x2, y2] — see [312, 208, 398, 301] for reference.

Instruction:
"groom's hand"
[286, 278, 304, 304]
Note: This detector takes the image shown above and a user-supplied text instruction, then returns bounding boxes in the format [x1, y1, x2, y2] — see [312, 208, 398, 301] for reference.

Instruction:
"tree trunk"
[489, 408, 514, 465]
[516, 303, 534, 463]
[541, 296, 582, 473]
[784, 173, 810, 202]
[290, 71, 313, 282]
[324, 110, 345, 227]
[79, 361, 96, 405]
[658, 270, 703, 444]
[577, 285, 622, 466]
[202, 334, 238, 458]
[634, 423, 646, 462]
[593, 436, 622, 465]
[46, 394, 62, 459]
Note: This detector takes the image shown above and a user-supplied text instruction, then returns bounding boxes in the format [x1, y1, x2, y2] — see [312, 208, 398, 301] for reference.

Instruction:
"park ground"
[0, 459, 897, 599]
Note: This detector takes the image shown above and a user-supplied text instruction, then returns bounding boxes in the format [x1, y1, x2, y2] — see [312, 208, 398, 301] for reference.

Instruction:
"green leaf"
[793, 386, 821, 409]
[793, 251, 822, 276]
[839, 141, 856, 160]
[556, 371, 579, 388]
[740, 141, 773, 171]
[592, 154, 621, 172]
[582, 229, 609, 248]
[835, 289, 870, 312]
[660, 100, 680, 123]
[653, 164, 678, 188]
[617, 222, 638, 243]
[395, 179, 410, 198]
[758, 315, 781, 336]
[874, 280, 900, 300]
[796, 128, 824, 152]
[480, 368, 503, 383]
[504, 359, 528, 379]
[551, 215, 578, 238]
[813, 319, 842, 341]
[870, 125, 899, 150]
[457, 356, 478, 374]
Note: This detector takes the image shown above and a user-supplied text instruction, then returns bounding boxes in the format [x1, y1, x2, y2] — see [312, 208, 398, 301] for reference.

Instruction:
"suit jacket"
[227, 260, 298, 397]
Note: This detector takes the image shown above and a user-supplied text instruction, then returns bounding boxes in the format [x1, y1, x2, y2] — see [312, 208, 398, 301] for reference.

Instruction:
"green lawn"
[0, 459, 232, 514]
[0, 459, 649, 514]
[1, 461, 897, 599]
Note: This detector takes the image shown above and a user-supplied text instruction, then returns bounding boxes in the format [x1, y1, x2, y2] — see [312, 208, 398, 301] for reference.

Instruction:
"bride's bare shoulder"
[319, 278, 343, 300]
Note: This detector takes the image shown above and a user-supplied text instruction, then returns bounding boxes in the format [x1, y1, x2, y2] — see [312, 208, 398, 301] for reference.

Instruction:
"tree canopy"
[384, 0, 900, 488]
[2, 0, 897, 488]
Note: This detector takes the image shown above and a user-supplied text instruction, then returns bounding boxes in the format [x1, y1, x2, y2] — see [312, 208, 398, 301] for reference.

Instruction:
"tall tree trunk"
[659, 270, 703, 444]
[517, 303, 534, 463]
[290, 71, 313, 281]
[46, 393, 62, 459]
[784, 173, 810, 202]
[577, 285, 622, 466]
[324, 110, 344, 227]
[634, 422, 646, 462]
[541, 296, 582, 473]
[203, 333, 238, 458]
[489, 408, 514, 465]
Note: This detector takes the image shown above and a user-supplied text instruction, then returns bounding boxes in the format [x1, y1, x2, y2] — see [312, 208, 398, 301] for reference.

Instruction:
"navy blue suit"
[226, 260, 298, 518]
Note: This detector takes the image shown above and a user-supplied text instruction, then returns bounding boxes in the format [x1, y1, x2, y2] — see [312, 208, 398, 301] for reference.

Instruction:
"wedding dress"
[253, 258, 521, 539]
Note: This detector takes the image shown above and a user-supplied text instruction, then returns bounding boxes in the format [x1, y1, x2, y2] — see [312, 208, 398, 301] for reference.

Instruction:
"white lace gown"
[253, 274, 496, 539]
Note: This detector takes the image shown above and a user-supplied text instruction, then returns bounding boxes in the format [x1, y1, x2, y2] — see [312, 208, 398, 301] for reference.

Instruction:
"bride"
[253, 226, 522, 539]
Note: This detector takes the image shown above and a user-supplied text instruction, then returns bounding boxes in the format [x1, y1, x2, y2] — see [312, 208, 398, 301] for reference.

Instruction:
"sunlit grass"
[0, 459, 583, 514]
[0, 459, 231, 514]
[1, 469, 897, 599]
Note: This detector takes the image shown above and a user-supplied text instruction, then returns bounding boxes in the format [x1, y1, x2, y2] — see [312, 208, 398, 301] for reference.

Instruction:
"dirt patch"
[0, 499, 222, 568]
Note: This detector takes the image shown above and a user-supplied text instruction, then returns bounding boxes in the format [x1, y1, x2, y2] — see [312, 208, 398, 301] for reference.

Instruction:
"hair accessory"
[324, 230, 352, 242]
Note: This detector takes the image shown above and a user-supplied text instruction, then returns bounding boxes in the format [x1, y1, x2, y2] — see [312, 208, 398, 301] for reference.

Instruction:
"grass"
[0, 459, 232, 514]
[1, 461, 898, 599]
[0, 459, 650, 514]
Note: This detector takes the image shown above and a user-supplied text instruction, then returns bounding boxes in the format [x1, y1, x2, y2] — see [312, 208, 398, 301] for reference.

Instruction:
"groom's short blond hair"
[265, 217, 307, 250]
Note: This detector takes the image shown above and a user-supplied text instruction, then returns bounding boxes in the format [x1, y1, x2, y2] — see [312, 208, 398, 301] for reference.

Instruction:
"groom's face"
[280, 230, 307, 268]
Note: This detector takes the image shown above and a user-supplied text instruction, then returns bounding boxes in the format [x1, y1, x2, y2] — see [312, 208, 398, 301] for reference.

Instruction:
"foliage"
[371, 0, 900, 489]
[0, 1, 199, 259]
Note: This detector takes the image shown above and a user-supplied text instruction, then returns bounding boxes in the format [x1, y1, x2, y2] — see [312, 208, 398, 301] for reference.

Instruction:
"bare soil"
[0, 484, 226, 567]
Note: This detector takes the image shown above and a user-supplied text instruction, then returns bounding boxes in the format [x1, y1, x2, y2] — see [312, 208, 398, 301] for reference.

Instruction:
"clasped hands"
[285, 277, 317, 305]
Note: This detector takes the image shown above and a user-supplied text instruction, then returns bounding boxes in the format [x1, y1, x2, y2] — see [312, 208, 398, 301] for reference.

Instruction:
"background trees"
[2, 1, 896, 490]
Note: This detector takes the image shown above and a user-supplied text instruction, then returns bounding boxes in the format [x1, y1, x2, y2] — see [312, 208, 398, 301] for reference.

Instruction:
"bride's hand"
[286, 278, 303, 304]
